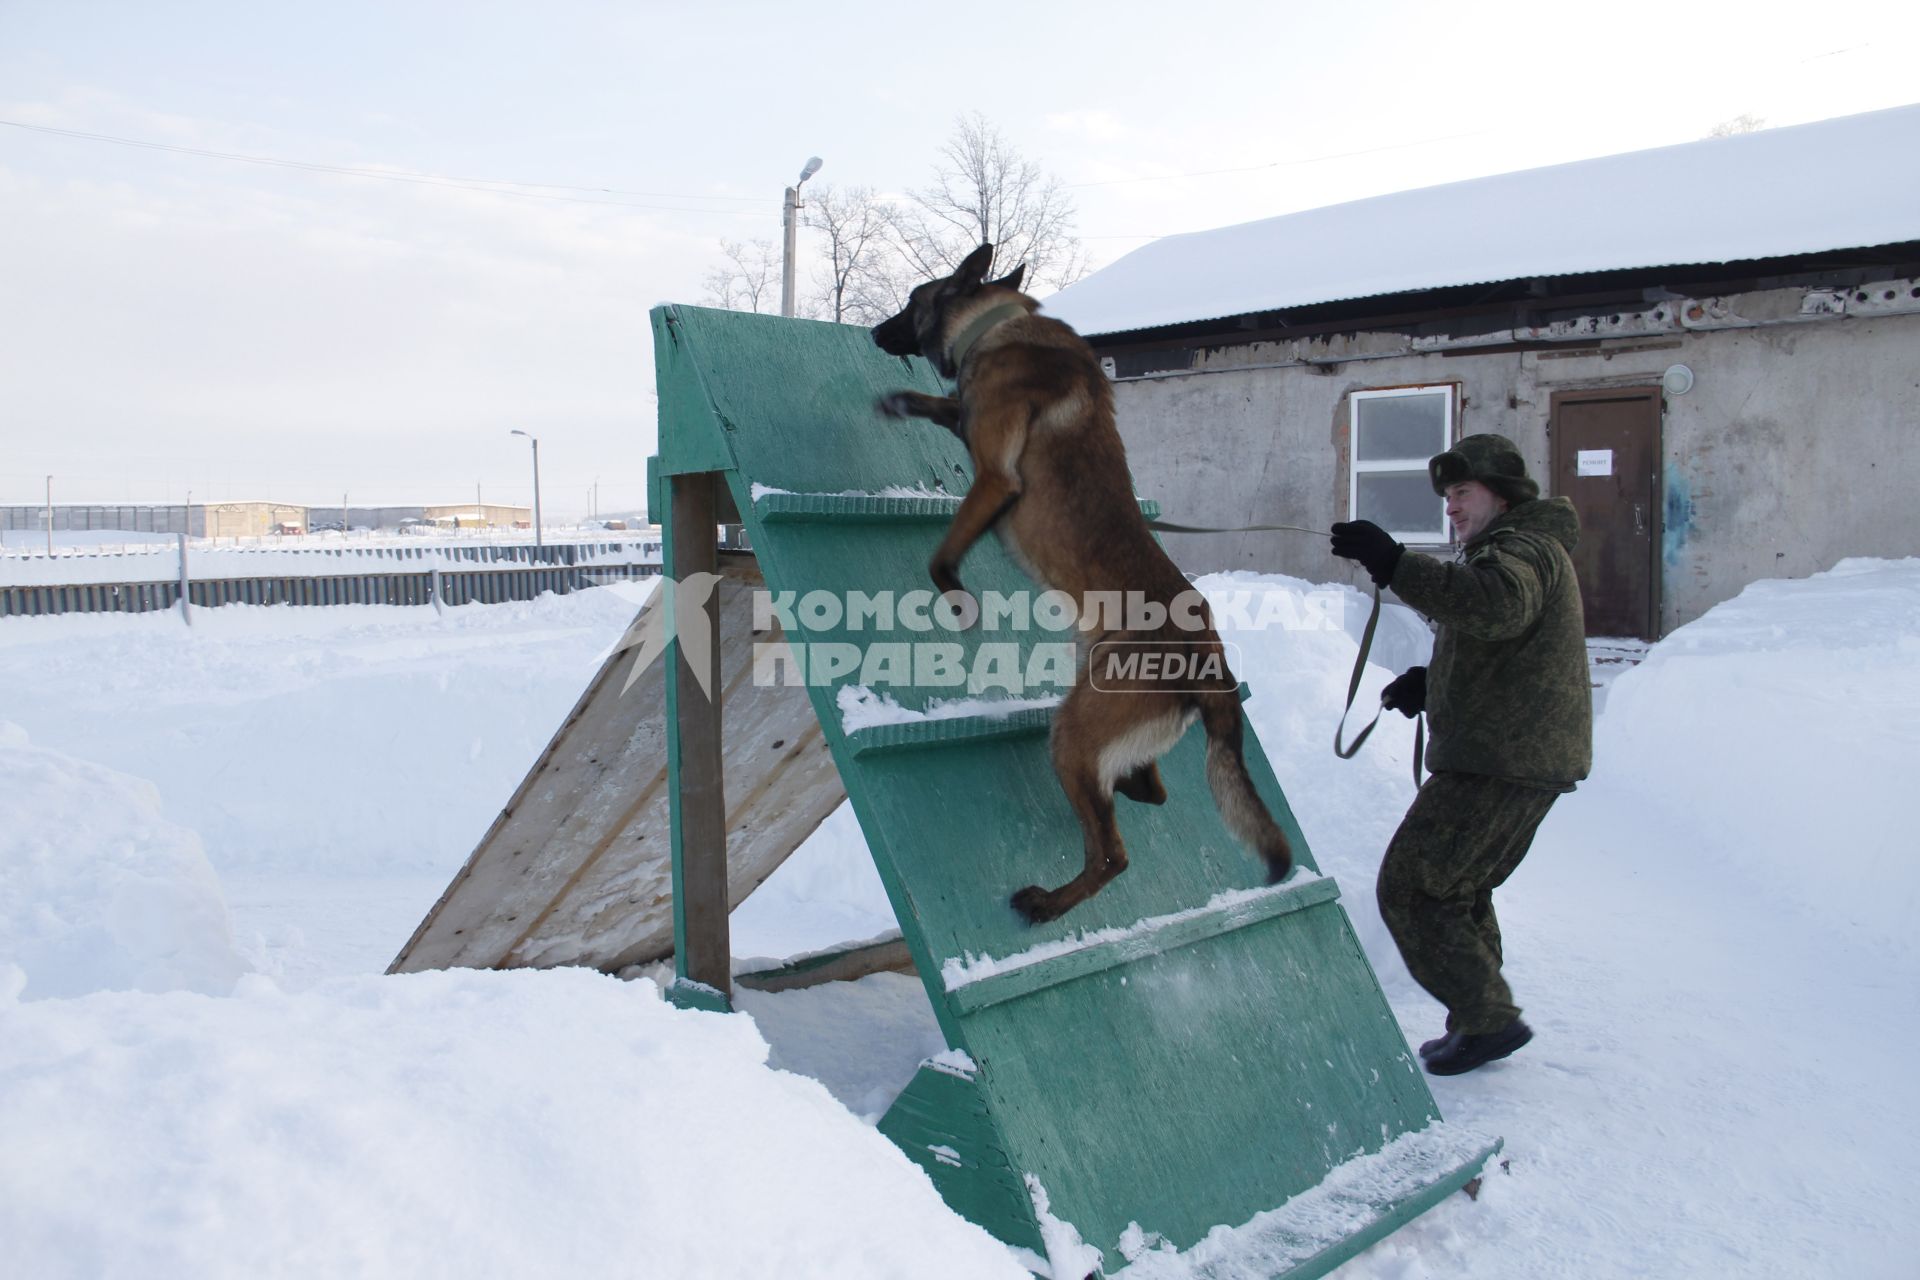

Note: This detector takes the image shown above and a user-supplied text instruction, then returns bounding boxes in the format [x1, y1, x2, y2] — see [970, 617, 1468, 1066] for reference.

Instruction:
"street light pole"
[781, 156, 823, 318]
[45, 475, 53, 554]
[510, 430, 543, 548]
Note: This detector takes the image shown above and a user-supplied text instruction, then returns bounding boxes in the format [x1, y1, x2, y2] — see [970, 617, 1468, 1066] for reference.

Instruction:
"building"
[422, 503, 534, 530]
[3, 501, 537, 539]
[1044, 104, 1920, 638]
[201, 501, 309, 538]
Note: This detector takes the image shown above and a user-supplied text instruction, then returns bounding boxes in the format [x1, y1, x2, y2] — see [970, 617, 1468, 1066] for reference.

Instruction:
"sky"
[2, 0, 1915, 520]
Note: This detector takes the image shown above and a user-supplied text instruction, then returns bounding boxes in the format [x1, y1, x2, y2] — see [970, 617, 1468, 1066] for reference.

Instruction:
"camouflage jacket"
[1388, 497, 1593, 789]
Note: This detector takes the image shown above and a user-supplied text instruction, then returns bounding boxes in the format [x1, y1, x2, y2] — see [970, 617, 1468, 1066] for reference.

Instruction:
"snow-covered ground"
[2, 562, 1916, 1277]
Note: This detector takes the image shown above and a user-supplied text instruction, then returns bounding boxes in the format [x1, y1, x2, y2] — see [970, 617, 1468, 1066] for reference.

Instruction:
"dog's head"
[871, 244, 1027, 377]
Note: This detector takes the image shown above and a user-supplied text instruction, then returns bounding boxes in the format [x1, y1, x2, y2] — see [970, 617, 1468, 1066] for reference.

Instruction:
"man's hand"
[1330, 520, 1405, 588]
[1381, 666, 1426, 718]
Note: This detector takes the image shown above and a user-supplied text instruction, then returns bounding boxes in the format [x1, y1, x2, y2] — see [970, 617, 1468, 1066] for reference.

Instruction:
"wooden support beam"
[667, 470, 731, 1008]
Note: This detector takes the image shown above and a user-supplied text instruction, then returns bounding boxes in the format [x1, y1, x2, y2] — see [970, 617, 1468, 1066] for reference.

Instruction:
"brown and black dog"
[871, 243, 1291, 923]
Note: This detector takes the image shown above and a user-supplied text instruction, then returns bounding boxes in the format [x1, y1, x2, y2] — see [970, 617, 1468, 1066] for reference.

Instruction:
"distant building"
[203, 501, 309, 538]
[422, 503, 534, 530]
[1044, 104, 1920, 639]
[3, 500, 536, 540]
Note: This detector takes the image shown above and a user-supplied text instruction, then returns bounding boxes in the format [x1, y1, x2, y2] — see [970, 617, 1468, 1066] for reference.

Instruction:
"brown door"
[1550, 388, 1661, 640]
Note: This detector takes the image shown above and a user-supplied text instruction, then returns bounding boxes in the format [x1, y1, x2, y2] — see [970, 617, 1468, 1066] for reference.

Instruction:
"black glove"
[1381, 666, 1426, 718]
[1329, 520, 1405, 588]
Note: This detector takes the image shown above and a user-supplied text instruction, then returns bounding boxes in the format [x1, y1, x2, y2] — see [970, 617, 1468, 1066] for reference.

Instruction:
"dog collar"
[947, 302, 1029, 368]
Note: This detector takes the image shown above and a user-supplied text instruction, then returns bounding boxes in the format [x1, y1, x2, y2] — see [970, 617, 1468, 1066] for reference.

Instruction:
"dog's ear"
[955, 243, 996, 285]
[989, 263, 1027, 293]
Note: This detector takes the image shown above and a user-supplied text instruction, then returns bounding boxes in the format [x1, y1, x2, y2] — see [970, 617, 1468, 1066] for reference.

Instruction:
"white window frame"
[1348, 385, 1456, 544]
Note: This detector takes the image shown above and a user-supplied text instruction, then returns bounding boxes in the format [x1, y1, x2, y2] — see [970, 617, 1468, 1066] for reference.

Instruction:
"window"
[1349, 385, 1454, 543]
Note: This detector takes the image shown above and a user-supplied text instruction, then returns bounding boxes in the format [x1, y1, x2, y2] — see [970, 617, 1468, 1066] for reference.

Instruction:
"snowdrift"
[0, 723, 244, 1001]
[0, 967, 1024, 1280]
[5, 564, 1918, 1278]
[1591, 557, 1920, 964]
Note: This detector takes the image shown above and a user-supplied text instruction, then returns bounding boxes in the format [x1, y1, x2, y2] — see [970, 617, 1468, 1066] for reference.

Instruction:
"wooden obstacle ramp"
[390, 556, 845, 977]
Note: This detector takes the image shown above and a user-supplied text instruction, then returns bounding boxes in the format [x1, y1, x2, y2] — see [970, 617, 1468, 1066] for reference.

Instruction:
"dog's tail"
[1197, 689, 1292, 882]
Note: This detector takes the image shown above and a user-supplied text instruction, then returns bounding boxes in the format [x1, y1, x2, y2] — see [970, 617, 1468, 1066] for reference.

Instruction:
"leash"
[1149, 516, 1426, 787]
[1147, 518, 1332, 539]
[1329, 586, 1426, 787]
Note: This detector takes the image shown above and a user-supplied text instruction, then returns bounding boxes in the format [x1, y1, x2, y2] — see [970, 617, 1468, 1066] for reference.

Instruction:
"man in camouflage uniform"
[1330, 434, 1591, 1076]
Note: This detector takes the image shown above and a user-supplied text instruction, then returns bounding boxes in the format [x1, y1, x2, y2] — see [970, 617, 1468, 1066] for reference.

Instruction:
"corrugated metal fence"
[0, 542, 660, 619]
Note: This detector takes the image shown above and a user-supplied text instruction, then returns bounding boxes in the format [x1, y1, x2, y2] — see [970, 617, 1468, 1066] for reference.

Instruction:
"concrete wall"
[0, 504, 197, 536]
[1108, 290, 1920, 634]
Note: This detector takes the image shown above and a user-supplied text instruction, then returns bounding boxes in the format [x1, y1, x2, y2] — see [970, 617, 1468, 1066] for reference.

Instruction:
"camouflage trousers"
[1376, 771, 1561, 1036]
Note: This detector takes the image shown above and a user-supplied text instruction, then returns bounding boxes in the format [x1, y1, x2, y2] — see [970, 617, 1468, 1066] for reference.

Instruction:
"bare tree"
[699, 114, 1089, 319]
[801, 184, 897, 324]
[1708, 113, 1766, 138]
[891, 112, 1091, 293]
[701, 238, 781, 313]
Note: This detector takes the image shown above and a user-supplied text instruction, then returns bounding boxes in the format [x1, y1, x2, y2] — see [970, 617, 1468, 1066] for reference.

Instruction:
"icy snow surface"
[3, 562, 1918, 1277]
[749, 482, 957, 502]
[837, 681, 1061, 733]
[940, 875, 1327, 992]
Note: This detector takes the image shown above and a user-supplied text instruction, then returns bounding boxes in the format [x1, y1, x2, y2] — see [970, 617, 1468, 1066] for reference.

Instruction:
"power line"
[0, 118, 764, 216]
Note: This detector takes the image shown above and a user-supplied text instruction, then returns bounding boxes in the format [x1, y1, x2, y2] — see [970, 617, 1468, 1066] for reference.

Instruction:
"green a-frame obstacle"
[397, 303, 1497, 1277]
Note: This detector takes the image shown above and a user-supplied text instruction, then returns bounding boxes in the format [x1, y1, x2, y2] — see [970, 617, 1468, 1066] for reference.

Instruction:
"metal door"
[1550, 388, 1661, 640]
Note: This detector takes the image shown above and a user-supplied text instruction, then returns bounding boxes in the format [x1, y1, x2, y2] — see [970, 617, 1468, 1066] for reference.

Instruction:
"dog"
[871, 243, 1291, 923]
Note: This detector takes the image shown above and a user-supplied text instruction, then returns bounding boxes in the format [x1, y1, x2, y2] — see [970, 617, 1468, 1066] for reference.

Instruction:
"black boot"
[1418, 1030, 1457, 1060]
[1424, 1019, 1532, 1076]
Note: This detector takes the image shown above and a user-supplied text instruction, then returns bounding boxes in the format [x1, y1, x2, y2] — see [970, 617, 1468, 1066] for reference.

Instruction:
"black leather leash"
[1148, 517, 1426, 787]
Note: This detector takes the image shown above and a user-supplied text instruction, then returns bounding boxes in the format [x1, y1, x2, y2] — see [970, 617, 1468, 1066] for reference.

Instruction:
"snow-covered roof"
[1044, 104, 1920, 338]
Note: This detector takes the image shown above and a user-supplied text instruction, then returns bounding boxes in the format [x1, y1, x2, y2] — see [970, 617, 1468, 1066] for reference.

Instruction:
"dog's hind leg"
[1012, 758, 1125, 924]
[1013, 687, 1128, 924]
[1114, 760, 1167, 805]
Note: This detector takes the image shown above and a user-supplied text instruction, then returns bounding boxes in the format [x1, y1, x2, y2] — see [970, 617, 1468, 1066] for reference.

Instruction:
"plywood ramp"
[389, 556, 846, 975]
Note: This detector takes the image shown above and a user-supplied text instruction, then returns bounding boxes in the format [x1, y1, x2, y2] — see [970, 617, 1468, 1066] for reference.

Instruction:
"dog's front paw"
[875, 391, 917, 419]
[929, 560, 965, 597]
[1011, 885, 1062, 924]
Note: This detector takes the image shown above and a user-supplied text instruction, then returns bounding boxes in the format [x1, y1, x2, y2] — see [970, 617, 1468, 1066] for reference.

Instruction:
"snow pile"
[0, 967, 1026, 1280]
[0, 723, 245, 1001]
[1593, 557, 1920, 962]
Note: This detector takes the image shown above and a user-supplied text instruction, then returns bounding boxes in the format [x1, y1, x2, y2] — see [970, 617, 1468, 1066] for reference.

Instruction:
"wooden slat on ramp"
[389, 557, 845, 976]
